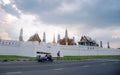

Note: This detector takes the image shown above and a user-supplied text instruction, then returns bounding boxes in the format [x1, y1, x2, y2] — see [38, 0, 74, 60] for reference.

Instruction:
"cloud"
[1, 0, 120, 28]
[0, 13, 13, 41]
[1, 3, 20, 17]
[56, 0, 79, 13]
[14, 0, 61, 14]
[1, 0, 11, 5]
[0, 31, 11, 40]
[9, 0, 120, 28]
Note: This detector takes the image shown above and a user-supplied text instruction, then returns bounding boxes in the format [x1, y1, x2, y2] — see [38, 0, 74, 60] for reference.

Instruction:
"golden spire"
[53, 34, 56, 44]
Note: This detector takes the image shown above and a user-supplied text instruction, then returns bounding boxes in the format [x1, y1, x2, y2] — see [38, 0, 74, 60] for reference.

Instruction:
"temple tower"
[100, 41, 103, 48]
[65, 29, 68, 45]
[57, 34, 60, 43]
[43, 32, 46, 42]
[53, 34, 56, 44]
[107, 42, 110, 48]
[19, 28, 23, 41]
[0, 36, 1, 42]
[73, 36, 75, 43]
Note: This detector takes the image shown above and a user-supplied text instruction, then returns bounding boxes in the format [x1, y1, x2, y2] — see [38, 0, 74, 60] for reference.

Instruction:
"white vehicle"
[36, 51, 53, 62]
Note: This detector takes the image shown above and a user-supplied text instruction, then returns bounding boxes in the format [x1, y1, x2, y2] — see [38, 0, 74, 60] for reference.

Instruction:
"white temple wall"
[19, 42, 36, 57]
[0, 40, 120, 57]
[0, 40, 20, 56]
[0, 46, 20, 56]
[61, 45, 120, 56]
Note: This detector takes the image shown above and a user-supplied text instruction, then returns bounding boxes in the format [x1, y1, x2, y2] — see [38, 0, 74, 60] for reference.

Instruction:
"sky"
[0, 0, 120, 48]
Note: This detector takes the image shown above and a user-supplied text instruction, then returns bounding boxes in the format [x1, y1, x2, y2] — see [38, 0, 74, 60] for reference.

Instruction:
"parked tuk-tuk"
[36, 51, 53, 62]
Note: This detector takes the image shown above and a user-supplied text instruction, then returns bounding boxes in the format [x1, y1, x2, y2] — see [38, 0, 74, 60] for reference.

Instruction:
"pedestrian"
[57, 51, 60, 59]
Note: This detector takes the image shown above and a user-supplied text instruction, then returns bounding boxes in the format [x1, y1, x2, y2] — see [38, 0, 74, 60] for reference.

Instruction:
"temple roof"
[28, 33, 41, 42]
[80, 36, 96, 43]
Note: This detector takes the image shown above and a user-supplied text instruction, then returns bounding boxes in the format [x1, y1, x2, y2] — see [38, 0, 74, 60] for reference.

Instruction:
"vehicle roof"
[36, 51, 51, 54]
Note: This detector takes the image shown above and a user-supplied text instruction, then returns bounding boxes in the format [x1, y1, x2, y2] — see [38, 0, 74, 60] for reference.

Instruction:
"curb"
[0, 59, 35, 62]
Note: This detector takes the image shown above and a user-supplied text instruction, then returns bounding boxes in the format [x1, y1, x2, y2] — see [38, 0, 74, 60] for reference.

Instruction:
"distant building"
[78, 36, 99, 46]
[59, 29, 76, 45]
[28, 33, 41, 42]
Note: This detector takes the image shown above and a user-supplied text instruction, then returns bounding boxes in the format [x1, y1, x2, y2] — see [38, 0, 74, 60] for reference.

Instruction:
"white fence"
[0, 40, 120, 57]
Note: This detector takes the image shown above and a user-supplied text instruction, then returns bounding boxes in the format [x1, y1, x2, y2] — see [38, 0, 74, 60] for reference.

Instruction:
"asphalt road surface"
[0, 59, 120, 75]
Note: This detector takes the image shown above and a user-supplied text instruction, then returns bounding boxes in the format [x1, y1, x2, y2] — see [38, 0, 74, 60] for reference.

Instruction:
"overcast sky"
[0, 0, 120, 48]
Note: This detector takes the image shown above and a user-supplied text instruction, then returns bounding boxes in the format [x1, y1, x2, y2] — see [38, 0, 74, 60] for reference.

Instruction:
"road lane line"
[101, 63, 106, 65]
[53, 68, 64, 70]
[82, 65, 89, 68]
[5, 72, 22, 74]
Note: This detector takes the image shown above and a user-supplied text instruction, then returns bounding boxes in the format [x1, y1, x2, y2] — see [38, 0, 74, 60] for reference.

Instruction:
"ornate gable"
[28, 33, 41, 42]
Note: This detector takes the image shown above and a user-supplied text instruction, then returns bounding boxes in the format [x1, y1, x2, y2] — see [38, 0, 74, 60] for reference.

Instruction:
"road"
[0, 59, 120, 75]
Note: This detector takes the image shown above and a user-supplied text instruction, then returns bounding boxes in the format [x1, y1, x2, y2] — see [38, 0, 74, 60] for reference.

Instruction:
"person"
[57, 51, 60, 59]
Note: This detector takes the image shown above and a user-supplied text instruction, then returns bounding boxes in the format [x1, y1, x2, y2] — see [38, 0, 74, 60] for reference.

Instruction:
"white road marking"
[82, 65, 89, 68]
[6, 72, 22, 74]
[53, 68, 64, 70]
[101, 63, 106, 65]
